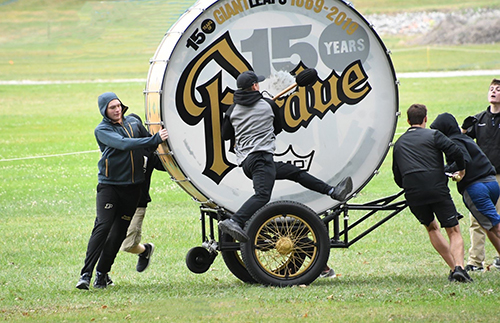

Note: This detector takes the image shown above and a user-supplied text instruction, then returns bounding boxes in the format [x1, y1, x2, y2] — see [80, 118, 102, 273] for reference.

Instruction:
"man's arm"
[444, 139, 471, 173]
[434, 131, 466, 171]
[391, 145, 403, 188]
[95, 125, 164, 151]
[221, 104, 235, 141]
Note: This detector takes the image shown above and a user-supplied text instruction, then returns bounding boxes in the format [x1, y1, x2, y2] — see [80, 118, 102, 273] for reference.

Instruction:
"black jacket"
[392, 126, 465, 205]
[431, 113, 496, 194]
[464, 106, 500, 173]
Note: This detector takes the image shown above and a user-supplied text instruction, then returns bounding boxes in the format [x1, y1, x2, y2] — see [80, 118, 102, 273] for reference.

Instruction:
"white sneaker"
[493, 257, 500, 270]
[320, 268, 336, 278]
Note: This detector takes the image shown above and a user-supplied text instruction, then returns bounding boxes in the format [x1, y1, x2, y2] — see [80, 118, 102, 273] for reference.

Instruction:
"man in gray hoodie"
[76, 92, 168, 290]
[218, 71, 352, 243]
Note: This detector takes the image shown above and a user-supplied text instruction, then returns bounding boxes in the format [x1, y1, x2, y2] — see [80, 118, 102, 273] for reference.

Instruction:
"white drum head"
[145, 0, 398, 214]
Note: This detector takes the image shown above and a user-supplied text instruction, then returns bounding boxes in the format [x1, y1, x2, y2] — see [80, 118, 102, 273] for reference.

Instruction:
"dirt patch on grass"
[410, 9, 500, 45]
[369, 9, 500, 45]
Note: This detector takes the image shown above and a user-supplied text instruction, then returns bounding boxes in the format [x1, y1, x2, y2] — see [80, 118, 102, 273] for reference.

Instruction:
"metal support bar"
[328, 190, 408, 248]
[340, 204, 407, 247]
[200, 208, 207, 243]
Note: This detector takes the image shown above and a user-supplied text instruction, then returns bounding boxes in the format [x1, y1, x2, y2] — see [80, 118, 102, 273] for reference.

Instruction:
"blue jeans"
[463, 181, 500, 230]
[232, 151, 331, 226]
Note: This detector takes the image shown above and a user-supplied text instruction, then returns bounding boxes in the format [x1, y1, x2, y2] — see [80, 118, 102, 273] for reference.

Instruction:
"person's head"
[98, 92, 128, 123]
[237, 71, 265, 91]
[106, 99, 123, 123]
[429, 112, 461, 137]
[488, 78, 500, 107]
[407, 103, 427, 126]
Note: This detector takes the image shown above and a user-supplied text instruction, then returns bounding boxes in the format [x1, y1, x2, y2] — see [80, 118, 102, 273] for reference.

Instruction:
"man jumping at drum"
[218, 70, 353, 244]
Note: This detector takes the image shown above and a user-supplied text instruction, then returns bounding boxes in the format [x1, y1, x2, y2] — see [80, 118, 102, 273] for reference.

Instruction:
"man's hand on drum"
[158, 128, 169, 141]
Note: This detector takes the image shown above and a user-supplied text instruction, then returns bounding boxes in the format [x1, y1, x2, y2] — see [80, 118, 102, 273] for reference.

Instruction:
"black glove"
[461, 116, 478, 129]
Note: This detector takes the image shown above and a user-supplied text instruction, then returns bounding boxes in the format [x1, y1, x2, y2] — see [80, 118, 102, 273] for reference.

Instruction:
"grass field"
[2, 0, 500, 322]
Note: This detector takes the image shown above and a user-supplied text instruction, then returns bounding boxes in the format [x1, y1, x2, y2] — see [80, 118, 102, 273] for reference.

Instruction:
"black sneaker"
[137, 243, 155, 273]
[106, 274, 114, 286]
[464, 264, 484, 272]
[330, 177, 353, 201]
[93, 271, 109, 289]
[452, 266, 473, 283]
[448, 270, 456, 282]
[76, 272, 91, 290]
[218, 219, 249, 242]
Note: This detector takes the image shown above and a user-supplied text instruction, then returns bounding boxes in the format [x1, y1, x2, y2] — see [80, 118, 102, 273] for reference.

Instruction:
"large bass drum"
[144, 0, 399, 214]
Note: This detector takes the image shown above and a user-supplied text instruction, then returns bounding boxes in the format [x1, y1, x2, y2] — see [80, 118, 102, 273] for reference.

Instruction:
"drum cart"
[143, 0, 403, 287]
[185, 190, 407, 286]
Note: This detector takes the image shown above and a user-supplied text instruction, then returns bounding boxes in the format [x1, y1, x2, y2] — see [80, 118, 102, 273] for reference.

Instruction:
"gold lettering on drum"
[279, 60, 371, 132]
[176, 32, 371, 184]
[213, 0, 250, 24]
[176, 32, 252, 184]
[205, 77, 231, 178]
[340, 61, 371, 102]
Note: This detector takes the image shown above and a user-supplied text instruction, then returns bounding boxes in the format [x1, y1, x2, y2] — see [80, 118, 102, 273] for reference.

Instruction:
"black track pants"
[80, 183, 141, 276]
[232, 152, 331, 226]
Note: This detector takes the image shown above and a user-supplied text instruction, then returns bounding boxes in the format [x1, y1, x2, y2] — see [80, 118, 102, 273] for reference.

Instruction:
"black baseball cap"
[237, 71, 265, 89]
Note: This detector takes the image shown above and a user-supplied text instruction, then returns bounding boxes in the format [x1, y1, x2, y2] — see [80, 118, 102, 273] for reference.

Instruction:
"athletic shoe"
[330, 177, 353, 201]
[76, 272, 91, 290]
[464, 264, 484, 272]
[448, 270, 456, 282]
[218, 219, 249, 242]
[137, 243, 155, 273]
[93, 271, 109, 289]
[320, 268, 336, 278]
[493, 257, 500, 270]
[106, 274, 114, 286]
[452, 266, 473, 283]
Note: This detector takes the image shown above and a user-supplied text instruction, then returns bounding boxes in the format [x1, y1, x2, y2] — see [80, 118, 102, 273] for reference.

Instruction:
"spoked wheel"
[241, 200, 330, 286]
[220, 233, 257, 284]
[186, 246, 216, 274]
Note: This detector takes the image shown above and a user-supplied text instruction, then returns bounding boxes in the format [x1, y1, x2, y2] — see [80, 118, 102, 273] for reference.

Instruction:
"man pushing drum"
[219, 71, 353, 243]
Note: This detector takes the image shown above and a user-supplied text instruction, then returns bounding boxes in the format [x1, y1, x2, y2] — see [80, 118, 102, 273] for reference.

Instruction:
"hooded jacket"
[430, 112, 496, 194]
[464, 106, 500, 173]
[221, 90, 282, 165]
[94, 92, 163, 185]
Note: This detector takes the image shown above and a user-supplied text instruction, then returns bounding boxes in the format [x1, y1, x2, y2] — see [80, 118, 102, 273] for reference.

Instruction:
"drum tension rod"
[156, 151, 173, 156]
[170, 176, 191, 183]
[145, 121, 164, 126]
[143, 89, 162, 94]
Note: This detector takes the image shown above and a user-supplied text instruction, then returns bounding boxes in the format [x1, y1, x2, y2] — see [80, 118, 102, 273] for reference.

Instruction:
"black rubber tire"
[186, 246, 216, 274]
[220, 233, 257, 284]
[240, 200, 330, 286]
